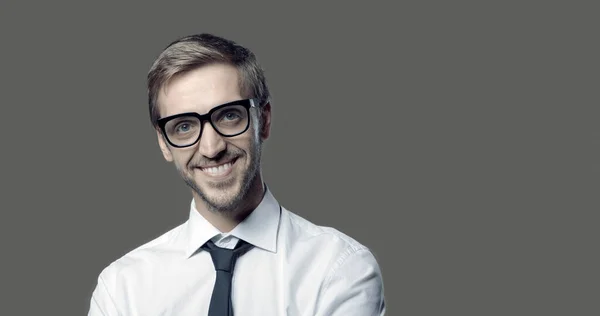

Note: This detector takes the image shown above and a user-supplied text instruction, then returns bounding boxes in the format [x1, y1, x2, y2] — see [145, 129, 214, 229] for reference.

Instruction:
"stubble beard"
[178, 140, 263, 215]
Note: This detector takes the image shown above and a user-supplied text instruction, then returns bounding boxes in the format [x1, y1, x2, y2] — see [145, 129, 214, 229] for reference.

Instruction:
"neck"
[193, 177, 266, 233]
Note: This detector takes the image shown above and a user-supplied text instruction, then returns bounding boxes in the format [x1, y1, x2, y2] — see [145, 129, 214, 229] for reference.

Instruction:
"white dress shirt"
[88, 186, 386, 315]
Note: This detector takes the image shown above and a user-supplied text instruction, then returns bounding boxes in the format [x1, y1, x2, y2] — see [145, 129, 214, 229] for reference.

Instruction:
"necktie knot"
[202, 239, 254, 273]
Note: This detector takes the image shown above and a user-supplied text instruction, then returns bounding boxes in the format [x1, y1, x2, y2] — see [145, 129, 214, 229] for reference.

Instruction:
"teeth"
[203, 162, 233, 175]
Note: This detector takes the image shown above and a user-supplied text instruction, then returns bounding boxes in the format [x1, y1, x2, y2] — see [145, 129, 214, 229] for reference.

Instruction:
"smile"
[199, 158, 237, 177]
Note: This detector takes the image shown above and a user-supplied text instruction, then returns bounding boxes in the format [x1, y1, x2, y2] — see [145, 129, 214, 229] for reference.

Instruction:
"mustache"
[190, 150, 242, 168]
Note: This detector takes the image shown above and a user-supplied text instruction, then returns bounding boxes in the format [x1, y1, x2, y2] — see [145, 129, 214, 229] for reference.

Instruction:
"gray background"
[0, 1, 597, 315]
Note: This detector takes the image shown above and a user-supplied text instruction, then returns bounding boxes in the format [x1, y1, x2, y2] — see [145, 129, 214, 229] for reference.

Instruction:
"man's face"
[156, 63, 270, 213]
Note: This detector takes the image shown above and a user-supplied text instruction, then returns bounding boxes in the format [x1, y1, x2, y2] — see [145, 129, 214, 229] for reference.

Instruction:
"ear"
[156, 129, 173, 162]
[259, 102, 272, 141]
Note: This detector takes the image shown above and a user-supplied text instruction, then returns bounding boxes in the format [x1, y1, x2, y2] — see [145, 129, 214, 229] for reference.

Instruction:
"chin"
[196, 176, 247, 212]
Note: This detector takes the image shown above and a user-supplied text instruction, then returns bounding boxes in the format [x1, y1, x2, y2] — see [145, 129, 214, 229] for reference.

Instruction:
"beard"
[176, 139, 262, 214]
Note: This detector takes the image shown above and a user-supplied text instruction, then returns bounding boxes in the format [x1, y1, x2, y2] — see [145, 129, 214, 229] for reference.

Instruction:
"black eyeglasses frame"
[157, 98, 259, 148]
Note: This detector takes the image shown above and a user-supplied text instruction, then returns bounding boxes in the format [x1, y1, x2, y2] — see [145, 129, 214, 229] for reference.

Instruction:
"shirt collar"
[184, 185, 281, 258]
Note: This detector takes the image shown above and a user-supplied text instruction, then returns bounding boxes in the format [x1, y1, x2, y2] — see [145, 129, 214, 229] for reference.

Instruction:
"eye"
[223, 111, 241, 121]
[177, 124, 189, 132]
[174, 121, 195, 134]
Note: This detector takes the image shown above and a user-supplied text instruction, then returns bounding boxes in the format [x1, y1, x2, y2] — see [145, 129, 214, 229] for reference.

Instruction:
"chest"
[117, 252, 329, 316]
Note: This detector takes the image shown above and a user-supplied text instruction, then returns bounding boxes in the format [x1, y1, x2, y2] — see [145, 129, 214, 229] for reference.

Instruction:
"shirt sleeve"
[315, 247, 387, 316]
[88, 274, 120, 316]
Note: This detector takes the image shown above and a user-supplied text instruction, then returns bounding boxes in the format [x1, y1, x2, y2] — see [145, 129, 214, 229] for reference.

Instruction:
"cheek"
[232, 138, 257, 159]
[172, 150, 196, 169]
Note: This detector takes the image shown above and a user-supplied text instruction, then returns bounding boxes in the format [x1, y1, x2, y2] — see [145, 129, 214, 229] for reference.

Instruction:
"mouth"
[198, 157, 238, 178]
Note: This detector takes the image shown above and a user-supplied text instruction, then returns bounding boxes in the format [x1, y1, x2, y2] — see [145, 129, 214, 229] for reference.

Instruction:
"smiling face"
[156, 63, 270, 214]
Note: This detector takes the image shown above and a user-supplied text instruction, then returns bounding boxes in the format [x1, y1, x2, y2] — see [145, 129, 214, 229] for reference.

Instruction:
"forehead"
[157, 63, 243, 118]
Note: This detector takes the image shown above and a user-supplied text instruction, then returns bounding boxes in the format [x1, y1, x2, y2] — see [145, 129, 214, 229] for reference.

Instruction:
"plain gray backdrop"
[0, 1, 597, 315]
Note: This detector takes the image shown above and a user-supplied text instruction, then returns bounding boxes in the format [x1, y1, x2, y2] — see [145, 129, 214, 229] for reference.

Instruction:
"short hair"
[147, 33, 270, 128]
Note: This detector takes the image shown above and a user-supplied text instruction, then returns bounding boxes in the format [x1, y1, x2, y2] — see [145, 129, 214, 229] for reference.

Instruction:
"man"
[88, 33, 386, 316]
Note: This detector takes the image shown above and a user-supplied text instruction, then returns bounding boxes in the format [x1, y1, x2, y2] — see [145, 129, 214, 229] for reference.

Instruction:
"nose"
[198, 122, 226, 158]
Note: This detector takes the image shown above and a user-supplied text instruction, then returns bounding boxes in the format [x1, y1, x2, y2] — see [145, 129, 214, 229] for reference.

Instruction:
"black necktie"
[201, 239, 254, 316]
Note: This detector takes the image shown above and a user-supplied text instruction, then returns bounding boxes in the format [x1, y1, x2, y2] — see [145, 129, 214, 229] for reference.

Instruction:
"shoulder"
[94, 221, 187, 287]
[281, 207, 381, 275]
[283, 207, 368, 251]
[281, 208, 386, 314]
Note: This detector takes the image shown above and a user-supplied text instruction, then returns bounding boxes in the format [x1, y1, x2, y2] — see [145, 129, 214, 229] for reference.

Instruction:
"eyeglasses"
[157, 98, 258, 148]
